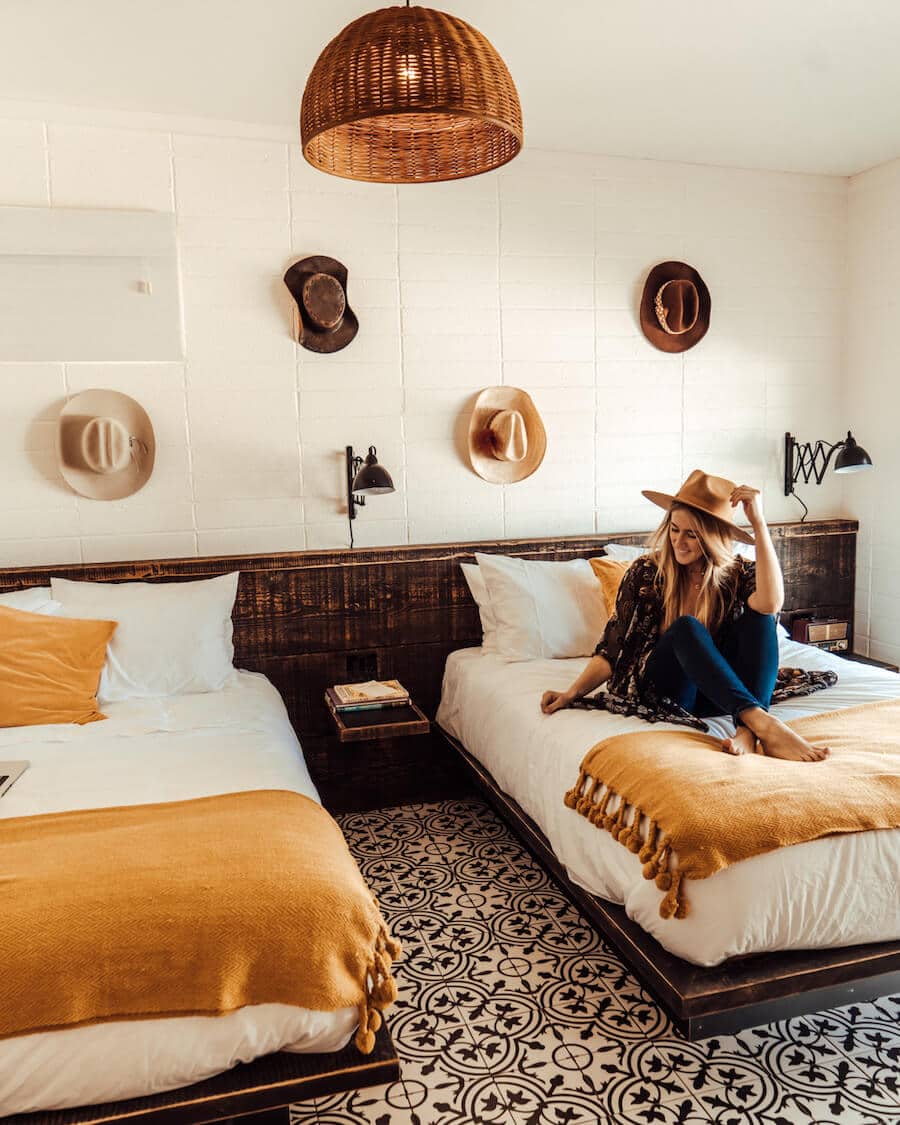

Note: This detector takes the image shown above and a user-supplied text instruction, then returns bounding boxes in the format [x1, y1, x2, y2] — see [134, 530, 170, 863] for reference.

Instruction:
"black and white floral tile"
[291, 798, 900, 1125]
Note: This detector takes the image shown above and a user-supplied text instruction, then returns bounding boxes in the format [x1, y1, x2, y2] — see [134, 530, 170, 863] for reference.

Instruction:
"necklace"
[687, 567, 705, 590]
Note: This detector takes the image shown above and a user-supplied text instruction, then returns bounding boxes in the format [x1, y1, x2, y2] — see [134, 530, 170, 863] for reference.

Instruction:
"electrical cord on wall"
[788, 487, 809, 523]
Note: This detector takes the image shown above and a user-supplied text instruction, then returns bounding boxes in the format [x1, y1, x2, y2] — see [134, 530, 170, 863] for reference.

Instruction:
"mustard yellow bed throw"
[1, 789, 399, 1053]
[564, 699, 900, 920]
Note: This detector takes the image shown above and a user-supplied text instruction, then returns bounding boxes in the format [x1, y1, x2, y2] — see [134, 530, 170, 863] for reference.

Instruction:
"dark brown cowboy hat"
[284, 255, 358, 354]
[639, 261, 711, 353]
[642, 470, 754, 544]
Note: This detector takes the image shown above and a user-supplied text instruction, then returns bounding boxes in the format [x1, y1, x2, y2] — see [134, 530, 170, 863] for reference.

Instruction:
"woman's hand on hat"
[541, 689, 574, 715]
[730, 484, 763, 529]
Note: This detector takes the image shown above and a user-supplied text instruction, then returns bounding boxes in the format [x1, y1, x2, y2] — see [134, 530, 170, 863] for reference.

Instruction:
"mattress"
[0, 671, 357, 1117]
[437, 639, 900, 967]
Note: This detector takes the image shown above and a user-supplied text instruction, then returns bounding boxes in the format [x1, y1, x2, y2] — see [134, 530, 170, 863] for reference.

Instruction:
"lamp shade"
[834, 431, 873, 474]
[352, 447, 395, 494]
[301, 5, 523, 184]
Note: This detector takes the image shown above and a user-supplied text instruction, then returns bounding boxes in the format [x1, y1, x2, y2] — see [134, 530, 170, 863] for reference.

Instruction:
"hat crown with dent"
[81, 417, 131, 475]
[488, 410, 527, 463]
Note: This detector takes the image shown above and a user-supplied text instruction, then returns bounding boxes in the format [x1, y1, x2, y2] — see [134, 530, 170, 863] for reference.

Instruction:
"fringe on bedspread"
[563, 779, 687, 919]
[357, 923, 402, 1053]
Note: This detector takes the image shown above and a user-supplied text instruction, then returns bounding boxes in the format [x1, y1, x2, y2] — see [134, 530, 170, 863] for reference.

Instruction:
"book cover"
[331, 679, 409, 706]
[325, 688, 409, 713]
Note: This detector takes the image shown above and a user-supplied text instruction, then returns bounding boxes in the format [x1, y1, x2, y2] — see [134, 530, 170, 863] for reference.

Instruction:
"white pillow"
[475, 553, 608, 661]
[602, 543, 647, 562]
[50, 573, 239, 703]
[0, 586, 61, 614]
[460, 562, 497, 652]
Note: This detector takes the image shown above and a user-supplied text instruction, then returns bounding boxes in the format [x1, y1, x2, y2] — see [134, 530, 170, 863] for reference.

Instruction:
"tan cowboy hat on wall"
[58, 389, 155, 501]
[468, 387, 546, 484]
[640, 261, 711, 353]
[643, 469, 755, 544]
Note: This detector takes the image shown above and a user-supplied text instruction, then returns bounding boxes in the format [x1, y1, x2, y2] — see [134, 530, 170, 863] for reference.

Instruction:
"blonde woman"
[541, 472, 834, 762]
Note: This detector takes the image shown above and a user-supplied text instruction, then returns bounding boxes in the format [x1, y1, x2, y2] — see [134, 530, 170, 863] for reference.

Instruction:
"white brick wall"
[0, 111, 849, 564]
[845, 157, 900, 666]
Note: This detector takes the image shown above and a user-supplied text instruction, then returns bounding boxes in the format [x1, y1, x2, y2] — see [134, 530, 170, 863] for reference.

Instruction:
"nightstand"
[840, 652, 900, 673]
[316, 695, 469, 813]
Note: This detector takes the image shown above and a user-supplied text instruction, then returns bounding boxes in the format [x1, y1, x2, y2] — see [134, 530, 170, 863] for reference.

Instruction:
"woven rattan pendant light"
[301, 3, 523, 184]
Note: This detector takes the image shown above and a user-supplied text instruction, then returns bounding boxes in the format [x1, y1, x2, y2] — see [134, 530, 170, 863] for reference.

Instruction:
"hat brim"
[639, 261, 711, 354]
[468, 387, 546, 484]
[297, 306, 358, 353]
[58, 389, 156, 501]
[641, 489, 755, 545]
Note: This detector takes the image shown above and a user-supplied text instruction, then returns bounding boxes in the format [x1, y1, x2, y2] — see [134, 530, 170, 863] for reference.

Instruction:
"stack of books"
[325, 679, 410, 716]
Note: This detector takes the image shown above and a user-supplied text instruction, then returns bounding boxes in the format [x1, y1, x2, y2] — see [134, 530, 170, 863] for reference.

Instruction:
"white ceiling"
[3, 0, 900, 177]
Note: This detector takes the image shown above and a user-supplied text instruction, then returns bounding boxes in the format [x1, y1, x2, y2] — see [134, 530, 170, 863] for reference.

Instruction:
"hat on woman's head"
[468, 387, 546, 483]
[57, 389, 155, 501]
[640, 261, 711, 353]
[284, 255, 358, 353]
[642, 470, 754, 544]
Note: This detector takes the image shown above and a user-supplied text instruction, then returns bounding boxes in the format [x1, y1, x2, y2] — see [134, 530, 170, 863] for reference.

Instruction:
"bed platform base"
[1, 1023, 399, 1125]
[440, 729, 900, 1041]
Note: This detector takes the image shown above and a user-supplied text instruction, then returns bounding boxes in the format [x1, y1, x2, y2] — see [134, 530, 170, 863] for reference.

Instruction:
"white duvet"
[437, 639, 900, 967]
[0, 671, 357, 1117]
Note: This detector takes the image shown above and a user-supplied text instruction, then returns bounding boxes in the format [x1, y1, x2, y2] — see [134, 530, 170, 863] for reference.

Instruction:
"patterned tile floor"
[291, 798, 900, 1125]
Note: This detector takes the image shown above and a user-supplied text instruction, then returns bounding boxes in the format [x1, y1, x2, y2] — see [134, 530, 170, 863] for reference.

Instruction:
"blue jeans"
[643, 610, 779, 724]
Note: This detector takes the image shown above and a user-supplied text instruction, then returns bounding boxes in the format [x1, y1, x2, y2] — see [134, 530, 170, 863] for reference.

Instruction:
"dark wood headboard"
[0, 518, 857, 800]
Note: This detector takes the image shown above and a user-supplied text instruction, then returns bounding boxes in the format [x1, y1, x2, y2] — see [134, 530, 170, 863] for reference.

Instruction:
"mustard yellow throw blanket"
[564, 699, 900, 920]
[1, 789, 399, 1053]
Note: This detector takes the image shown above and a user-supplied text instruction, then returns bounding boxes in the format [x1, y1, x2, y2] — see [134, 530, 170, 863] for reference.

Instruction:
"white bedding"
[0, 671, 357, 1117]
[437, 639, 900, 967]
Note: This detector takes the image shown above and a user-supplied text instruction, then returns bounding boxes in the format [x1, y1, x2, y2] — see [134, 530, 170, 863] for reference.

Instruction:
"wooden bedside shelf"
[327, 699, 431, 743]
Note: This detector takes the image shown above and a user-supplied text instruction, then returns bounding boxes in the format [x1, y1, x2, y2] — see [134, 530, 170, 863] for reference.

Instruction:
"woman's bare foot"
[759, 727, 829, 762]
[742, 709, 829, 762]
[721, 725, 757, 756]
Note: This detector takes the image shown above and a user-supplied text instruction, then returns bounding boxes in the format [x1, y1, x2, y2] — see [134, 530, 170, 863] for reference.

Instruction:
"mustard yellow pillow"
[0, 605, 116, 728]
[590, 557, 630, 617]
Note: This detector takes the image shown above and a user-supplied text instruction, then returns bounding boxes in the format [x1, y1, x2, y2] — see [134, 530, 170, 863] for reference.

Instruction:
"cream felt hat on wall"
[468, 387, 546, 484]
[57, 389, 155, 501]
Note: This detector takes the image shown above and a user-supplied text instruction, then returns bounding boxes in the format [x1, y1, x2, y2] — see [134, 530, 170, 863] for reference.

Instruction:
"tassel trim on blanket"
[564, 775, 688, 919]
[355, 921, 402, 1054]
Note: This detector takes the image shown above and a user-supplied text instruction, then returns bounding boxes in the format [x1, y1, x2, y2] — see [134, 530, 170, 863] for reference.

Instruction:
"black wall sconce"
[784, 430, 873, 519]
[346, 445, 395, 548]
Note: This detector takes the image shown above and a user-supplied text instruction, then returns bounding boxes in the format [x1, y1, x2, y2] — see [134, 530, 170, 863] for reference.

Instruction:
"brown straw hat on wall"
[640, 261, 711, 353]
[468, 387, 546, 484]
[642, 469, 754, 544]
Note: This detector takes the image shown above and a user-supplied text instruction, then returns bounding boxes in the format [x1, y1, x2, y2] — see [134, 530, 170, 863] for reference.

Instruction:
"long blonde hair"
[647, 503, 738, 632]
